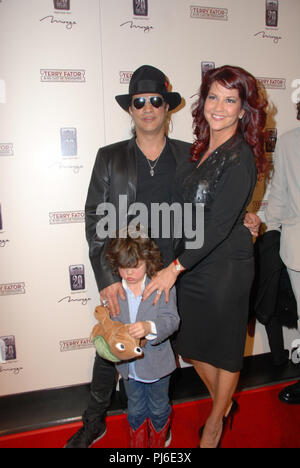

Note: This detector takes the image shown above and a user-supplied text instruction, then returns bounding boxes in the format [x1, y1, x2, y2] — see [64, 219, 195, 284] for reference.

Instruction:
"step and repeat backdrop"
[0, 0, 300, 396]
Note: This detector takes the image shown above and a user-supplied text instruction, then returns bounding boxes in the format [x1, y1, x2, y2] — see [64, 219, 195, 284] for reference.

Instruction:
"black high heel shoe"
[223, 399, 239, 431]
[198, 399, 239, 448]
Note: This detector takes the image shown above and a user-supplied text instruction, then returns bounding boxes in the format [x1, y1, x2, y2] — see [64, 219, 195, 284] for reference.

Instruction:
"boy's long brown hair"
[106, 229, 163, 279]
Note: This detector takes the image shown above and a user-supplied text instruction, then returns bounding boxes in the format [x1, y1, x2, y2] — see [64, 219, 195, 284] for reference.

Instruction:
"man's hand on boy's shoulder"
[100, 281, 126, 317]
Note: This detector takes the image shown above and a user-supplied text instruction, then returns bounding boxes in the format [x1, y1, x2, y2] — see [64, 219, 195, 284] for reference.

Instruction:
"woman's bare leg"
[191, 360, 240, 448]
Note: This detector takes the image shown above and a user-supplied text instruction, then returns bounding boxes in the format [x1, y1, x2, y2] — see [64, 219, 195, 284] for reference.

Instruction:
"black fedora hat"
[115, 65, 182, 111]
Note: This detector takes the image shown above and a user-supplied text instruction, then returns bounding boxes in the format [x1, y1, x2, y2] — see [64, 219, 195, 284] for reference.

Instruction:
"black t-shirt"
[135, 140, 176, 266]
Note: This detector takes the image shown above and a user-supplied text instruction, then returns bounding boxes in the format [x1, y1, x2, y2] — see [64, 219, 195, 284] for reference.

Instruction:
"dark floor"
[0, 352, 299, 437]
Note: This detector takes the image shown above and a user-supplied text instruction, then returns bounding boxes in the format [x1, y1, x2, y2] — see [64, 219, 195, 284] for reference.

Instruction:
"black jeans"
[83, 353, 117, 430]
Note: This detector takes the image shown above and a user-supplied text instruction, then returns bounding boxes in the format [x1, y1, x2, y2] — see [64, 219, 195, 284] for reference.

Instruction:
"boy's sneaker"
[64, 424, 107, 448]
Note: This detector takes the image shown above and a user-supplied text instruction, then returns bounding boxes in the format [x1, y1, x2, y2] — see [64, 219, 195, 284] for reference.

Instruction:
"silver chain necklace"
[136, 139, 166, 177]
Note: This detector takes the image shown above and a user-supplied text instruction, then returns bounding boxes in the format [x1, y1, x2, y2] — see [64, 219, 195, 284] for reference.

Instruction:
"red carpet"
[1, 382, 300, 448]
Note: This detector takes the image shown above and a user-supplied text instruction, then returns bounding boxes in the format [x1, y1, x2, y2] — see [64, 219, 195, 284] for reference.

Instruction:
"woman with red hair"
[144, 65, 267, 448]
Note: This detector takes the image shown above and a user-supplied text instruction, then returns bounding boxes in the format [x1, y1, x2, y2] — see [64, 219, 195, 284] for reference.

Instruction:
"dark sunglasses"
[132, 96, 164, 110]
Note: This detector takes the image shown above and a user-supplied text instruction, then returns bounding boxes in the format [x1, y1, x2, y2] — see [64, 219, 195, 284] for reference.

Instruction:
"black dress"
[176, 133, 257, 372]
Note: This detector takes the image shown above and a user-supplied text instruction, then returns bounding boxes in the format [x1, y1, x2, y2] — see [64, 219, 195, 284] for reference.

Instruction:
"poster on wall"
[133, 0, 148, 17]
[53, 0, 70, 10]
[266, 0, 279, 28]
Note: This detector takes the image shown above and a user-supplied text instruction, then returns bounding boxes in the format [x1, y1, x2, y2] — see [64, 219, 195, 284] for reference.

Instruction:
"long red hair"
[191, 65, 268, 174]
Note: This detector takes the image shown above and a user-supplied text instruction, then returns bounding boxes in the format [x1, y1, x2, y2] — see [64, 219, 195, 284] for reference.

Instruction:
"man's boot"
[279, 380, 300, 404]
[64, 413, 107, 448]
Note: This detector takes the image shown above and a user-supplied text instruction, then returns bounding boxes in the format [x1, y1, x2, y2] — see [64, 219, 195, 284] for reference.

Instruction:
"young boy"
[106, 230, 180, 448]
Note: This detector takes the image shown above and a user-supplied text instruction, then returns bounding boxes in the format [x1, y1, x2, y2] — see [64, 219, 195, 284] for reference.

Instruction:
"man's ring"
[156, 290, 162, 296]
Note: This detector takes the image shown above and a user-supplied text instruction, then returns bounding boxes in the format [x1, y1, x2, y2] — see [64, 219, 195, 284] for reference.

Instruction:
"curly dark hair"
[106, 229, 163, 279]
[191, 65, 268, 174]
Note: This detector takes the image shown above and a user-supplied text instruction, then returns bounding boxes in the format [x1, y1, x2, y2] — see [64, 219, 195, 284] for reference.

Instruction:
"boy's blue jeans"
[123, 375, 172, 432]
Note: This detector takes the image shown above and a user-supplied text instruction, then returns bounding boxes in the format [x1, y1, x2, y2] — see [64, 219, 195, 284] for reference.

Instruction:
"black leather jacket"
[85, 137, 191, 292]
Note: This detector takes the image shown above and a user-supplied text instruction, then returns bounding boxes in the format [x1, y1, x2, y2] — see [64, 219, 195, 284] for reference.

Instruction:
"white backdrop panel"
[0, 0, 299, 396]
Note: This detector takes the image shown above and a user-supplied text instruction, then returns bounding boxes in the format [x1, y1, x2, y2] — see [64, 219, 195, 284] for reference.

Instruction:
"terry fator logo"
[190, 6, 228, 21]
[60, 338, 93, 352]
[49, 211, 85, 224]
[120, 71, 133, 84]
[40, 69, 85, 83]
[256, 77, 286, 90]
[0, 283, 26, 296]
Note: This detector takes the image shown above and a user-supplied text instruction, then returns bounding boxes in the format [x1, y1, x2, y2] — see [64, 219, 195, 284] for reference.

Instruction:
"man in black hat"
[65, 65, 260, 448]
[89, 65, 187, 313]
[65, 65, 190, 448]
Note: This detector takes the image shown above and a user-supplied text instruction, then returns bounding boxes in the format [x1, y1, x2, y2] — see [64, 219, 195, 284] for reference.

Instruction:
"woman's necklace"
[136, 139, 166, 177]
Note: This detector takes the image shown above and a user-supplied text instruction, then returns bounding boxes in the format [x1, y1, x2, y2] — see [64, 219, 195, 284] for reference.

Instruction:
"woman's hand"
[142, 263, 180, 306]
[244, 212, 261, 238]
